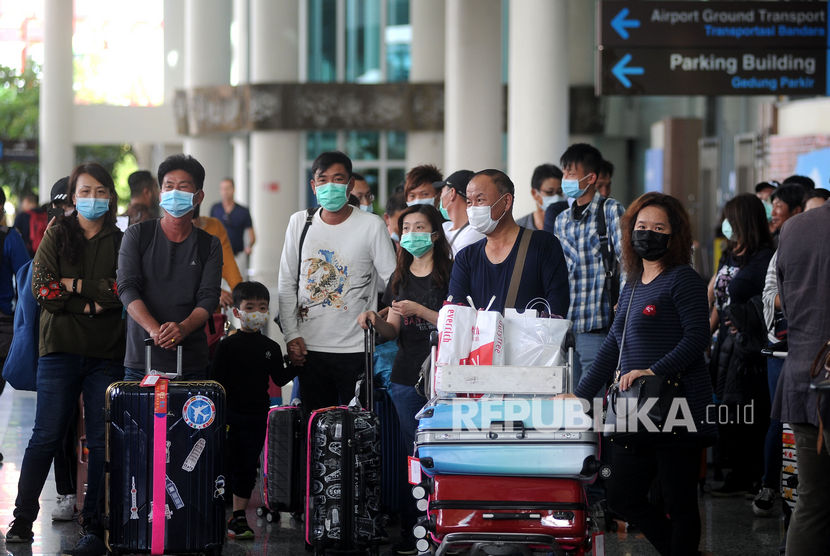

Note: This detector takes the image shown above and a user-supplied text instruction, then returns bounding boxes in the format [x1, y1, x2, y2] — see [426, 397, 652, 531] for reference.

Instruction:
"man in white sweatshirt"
[278, 151, 396, 410]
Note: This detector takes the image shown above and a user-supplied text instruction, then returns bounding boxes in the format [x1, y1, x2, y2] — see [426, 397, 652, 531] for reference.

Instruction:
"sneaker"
[752, 487, 778, 517]
[52, 494, 78, 521]
[389, 538, 417, 555]
[63, 531, 107, 556]
[227, 516, 255, 540]
[4, 519, 34, 543]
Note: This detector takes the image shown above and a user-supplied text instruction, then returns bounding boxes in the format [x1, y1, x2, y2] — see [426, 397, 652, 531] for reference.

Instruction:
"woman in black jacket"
[709, 193, 774, 497]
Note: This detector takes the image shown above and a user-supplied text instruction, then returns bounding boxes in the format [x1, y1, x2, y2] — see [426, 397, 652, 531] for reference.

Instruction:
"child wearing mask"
[210, 281, 288, 540]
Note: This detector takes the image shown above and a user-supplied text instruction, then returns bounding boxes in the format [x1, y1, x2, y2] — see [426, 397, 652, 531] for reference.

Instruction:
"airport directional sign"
[597, 1, 830, 95]
[599, 1, 829, 48]
[600, 48, 828, 96]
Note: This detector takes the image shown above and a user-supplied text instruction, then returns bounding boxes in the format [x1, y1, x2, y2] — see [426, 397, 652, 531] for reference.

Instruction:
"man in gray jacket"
[118, 154, 222, 379]
[773, 198, 830, 554]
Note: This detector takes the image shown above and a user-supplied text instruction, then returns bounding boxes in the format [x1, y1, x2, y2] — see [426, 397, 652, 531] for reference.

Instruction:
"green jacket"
[32, 223, 126, 359]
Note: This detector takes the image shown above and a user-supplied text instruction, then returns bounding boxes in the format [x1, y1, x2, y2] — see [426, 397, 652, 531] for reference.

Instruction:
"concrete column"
[444, 0, 503, 173]
[508, 0, 569, 216]
[39, 0, 74, 202]
[231, 136, 249, 206]
[407, 0, 444, 171]
[183, 0, 232, 209]
[249, 0, 301, 297]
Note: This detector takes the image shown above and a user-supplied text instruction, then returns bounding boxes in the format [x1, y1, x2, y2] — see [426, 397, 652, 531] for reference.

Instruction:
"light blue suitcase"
[415, 398, 600, 479]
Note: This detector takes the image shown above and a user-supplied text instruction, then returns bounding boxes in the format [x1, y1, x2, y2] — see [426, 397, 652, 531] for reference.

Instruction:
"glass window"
[306, 131, 338, 160]
[387, 131, 406, 160]
[308, 0, 337, 81]
[345, 131, 380, 160]
[346, 0, 381, 83]
[385, 0, 410, 82]
[387, 167, 406, 197]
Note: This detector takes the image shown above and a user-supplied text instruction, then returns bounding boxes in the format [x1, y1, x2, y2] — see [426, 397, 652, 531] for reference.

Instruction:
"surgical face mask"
[160, 190, 195, 218]
[721, 219, 733, 240]
[239, 310, 269, 332]
[316, 183, 348, 212]
[561, 175, 592, 199]
[466, 195, 507, 236]
[541, 194, 564, 211]
[359, 204, 373, 213]
[75, 197, 110, 221]
[407, 198, 435, 207]
[390, 232, 400, 243]
[439, 198, 450, 220]
[763, 200, 773, 222]
[631, 229, 671, 261]
[400, 232, 434, 258]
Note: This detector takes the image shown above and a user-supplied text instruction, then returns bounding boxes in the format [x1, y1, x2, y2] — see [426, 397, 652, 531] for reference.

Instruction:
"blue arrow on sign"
[611, 7, 640, 40]
[612, 54, 644, 88]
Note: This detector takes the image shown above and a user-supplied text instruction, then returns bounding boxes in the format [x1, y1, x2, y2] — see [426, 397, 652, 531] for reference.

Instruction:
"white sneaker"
[51, 494, 78, 521]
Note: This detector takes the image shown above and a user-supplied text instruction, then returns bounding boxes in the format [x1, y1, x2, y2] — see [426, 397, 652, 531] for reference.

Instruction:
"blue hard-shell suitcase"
[415, 398, 599, 479]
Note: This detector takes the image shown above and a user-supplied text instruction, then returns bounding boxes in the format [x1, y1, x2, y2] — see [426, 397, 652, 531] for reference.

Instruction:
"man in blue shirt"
[448, 169, 569, 316]
[0, 187, 33, 461]
[552, 144, 624, 387]
[210, 178, 255, 276]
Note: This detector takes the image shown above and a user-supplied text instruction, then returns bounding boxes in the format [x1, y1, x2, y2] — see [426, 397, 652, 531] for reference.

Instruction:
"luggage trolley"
[411, 329, 608, 555]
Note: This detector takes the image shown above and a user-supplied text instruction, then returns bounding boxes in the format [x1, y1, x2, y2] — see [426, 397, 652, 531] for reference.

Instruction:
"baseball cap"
[50, 177, 70, 202]
[432, 169, 474, 197]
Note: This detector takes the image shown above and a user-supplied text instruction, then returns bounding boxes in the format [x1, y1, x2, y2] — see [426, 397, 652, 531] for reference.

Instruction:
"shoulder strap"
[195, 227, 212, 271]
[447, 222, 470, 247]
[137, 219, 157, 258]
[596, 198, 612, 275]
[296, 208, 317, 283]
[505, 228, 533, 309]
[614, 283, 638, 377]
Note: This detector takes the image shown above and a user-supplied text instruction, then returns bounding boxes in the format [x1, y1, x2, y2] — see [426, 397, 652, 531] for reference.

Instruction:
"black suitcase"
[374, 387, 401, 517]
[261, 404, 305, 519]
[305, 326, 384, 555]
[105, 340, 226, 555]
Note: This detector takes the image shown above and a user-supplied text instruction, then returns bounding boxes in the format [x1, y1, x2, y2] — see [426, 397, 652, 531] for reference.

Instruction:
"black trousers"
[299, 351, 365, 413]
[606, 436, 703, 556]
[228, 411, 268, 499]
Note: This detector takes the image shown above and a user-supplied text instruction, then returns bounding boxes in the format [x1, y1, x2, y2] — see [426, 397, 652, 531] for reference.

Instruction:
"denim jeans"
[388, 382, 428, 539]
[13, 353, 124, 524]
[574, 331, 608, 395]
[761, 355, 784, 489]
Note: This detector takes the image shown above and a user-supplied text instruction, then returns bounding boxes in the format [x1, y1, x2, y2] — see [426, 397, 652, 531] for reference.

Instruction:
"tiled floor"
[0, 387, 783, 555]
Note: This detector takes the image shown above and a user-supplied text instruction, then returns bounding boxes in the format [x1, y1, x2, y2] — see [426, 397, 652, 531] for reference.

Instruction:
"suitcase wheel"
[256, 506, 266, 517]
[265, 510, 277, 523]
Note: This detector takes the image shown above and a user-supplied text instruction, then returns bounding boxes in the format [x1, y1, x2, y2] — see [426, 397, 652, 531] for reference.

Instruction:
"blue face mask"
[160, 190, 196, 218]
[407, 198, 435, 207]
[359, 204, 373, 213]
[75, 197, 110, 221]
[541, 194, 564, 211]
[561, 175, 592, 199]
[763, 200, 773, 222]
[439, 199, 450, 220]
[390, 232, 400, 243]
[316, 183, 348, 212]
[721, 219, 733, 240]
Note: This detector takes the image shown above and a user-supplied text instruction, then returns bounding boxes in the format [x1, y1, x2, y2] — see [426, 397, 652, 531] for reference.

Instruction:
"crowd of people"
[0, 143, 828, 556]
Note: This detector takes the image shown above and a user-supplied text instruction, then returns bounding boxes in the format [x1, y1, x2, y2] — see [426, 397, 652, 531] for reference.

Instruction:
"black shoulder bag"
[604, 284, 684, 437]
[596, 198, 620, 322]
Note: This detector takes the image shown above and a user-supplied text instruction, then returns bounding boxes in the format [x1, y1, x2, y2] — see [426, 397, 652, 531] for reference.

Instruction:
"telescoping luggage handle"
[144, 338, 183, 379]
[349, 322, 375, 410]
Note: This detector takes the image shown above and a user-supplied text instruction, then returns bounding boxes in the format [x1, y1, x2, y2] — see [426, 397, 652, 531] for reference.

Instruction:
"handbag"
[604, 283, 684, 435]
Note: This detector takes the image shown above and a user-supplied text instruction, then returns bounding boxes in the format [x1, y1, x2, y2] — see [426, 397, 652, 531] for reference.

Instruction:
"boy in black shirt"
[211, 281, 288, 539]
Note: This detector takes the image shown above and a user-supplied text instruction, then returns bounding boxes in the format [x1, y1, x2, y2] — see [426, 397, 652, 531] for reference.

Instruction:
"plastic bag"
[468, 310, 506, 366]
[504, 298, 572, 367]
[435, 304, 477, 366]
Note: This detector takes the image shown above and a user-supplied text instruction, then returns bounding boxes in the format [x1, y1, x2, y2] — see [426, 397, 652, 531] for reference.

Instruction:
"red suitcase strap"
[141, 376, 169, 555]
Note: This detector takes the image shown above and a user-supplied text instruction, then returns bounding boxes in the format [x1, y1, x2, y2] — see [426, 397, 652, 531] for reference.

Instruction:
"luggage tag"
[591, 531, 605, 555]
[407, 456, 422, 485]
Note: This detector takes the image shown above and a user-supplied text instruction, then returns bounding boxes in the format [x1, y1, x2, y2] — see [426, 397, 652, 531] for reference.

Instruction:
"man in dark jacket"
[773, 199, 830, 554]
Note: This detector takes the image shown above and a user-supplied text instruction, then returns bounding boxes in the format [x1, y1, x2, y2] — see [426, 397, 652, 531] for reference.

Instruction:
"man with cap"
[437, 169, 485, 256]
[14, 178, 74, 258]
[448, 169, 569, 315]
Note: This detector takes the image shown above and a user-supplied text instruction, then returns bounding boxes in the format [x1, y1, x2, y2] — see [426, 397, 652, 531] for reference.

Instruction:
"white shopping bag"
[504, 298, 572, 367]
[468, 310, 506, 366]
[435, 304, 477, 366]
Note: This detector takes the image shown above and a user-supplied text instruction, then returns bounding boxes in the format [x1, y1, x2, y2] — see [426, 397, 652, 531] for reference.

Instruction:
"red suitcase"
[417, 475, 594, 555]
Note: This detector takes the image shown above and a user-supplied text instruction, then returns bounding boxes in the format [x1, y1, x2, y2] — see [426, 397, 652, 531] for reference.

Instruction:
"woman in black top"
[709, 193, 774, 497]
[568, 192, 713, 556]
[358, 204, 451, 553]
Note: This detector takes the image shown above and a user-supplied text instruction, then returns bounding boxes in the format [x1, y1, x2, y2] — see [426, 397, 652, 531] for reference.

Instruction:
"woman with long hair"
[709, 193, 774, 498]
[358, 203, 452, 554]
[567, 192, 714, 555]
[5, 163, 125, 554]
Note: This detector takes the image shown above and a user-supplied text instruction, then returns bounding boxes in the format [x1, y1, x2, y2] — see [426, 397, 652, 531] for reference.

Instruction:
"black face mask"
[632, 229, 671, 261]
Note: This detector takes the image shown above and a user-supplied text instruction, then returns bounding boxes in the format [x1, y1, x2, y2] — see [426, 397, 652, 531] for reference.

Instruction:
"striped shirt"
[553, 195, 624, 333]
